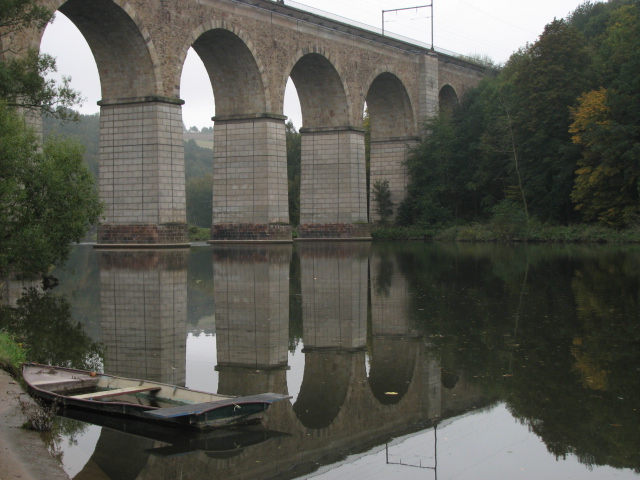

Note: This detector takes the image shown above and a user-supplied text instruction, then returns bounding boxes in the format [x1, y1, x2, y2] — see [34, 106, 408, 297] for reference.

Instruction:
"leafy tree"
[570, 3, 640, 227]
[43, 112, 99, 179]
[186, 173, 212, 228]
[497, 19, 591, 222]
[0, 104, 102, 279]
[372, 179, 393, 224]
[1, 1, 82, 120]
[184, 138, 213, 180]
[397, 114, 467, 226]
[285, 120, 301, 226]
[1, 0, 101, 279]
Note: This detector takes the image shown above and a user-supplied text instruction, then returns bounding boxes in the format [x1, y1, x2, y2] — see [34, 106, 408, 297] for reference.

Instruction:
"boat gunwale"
[22, 362, 235, 413]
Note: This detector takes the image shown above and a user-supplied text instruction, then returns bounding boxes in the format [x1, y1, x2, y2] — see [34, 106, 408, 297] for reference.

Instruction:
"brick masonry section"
[210, 223, 292, 242]
[300, 130, 368, 226]
[297, 223, 372, 240]
[98, 250, 187, 383]
[98, 222, 188, 245]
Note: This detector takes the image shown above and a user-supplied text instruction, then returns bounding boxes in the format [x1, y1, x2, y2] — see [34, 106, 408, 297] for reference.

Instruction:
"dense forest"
[398, 0, 640, 230]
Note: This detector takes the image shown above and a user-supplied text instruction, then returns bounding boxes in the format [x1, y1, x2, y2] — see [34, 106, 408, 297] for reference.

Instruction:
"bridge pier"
[213, 245, 291, 396]
[96, 97, 189, 247]
[298, 128, 371, 240]
[209, 115, 292, 243]
[98, 249, 188, 385]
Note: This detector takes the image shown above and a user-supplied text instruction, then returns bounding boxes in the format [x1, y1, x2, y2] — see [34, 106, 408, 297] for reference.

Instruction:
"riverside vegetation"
[383, 0, 640, 241]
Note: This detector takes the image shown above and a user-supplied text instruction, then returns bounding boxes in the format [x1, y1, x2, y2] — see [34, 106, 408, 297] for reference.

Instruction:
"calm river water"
[6, 242, 640, 479]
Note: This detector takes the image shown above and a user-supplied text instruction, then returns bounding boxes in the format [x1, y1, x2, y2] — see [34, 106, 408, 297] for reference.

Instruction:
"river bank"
[0, 369, 69, 480]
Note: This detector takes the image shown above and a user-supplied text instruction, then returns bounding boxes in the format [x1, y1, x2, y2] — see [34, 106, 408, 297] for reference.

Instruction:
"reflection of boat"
[23, 363, 290, 430]
[59, 408, 291, 458]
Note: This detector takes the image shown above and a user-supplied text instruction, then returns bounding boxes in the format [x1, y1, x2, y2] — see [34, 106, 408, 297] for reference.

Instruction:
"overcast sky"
[40, 0, 596, 130]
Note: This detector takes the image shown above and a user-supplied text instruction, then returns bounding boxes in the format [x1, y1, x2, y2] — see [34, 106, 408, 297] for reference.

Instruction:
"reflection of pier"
[213, 245, 291, 397]
[78, 244, 487, 480]
[98, 250, 188, 385]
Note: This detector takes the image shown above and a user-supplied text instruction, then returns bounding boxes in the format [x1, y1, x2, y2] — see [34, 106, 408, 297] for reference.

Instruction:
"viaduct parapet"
[11, 0, 487, 245]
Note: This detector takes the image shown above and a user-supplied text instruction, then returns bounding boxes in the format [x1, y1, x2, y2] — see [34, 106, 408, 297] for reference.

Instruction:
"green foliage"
[0, 329, 26, 375]
[186, 174, 213, 228]
[184, 139, 213, 180]
[286, 120, 301, 226]
[0, 287, 103, 370]
[0, 103, 102, 279]
[0, 0, 50, 36]
[570, 3, 640, 227]
[43, 112, 99, 179]
[188, 225, 210, 241]
[398, 114, 469, 226]
[400, 1, 640, 231]
[1, 0, 82, 120]
[372, 179, 394, 224]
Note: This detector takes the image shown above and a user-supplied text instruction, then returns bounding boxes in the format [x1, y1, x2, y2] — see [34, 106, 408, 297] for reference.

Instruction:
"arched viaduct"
[12, 0, 487, 245]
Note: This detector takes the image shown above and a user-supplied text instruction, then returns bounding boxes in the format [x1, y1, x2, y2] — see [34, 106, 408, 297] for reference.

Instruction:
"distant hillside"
[183, 131, 213, 150]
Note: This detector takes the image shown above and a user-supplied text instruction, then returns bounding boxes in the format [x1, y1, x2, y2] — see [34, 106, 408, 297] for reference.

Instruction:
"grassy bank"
[0, 331, 26, 378]
[188, 226, 210, 242]
[372, 222, 640, 243]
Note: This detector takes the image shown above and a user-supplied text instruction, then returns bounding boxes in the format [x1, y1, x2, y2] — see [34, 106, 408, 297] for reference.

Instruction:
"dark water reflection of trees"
[385, 242, 640, 472]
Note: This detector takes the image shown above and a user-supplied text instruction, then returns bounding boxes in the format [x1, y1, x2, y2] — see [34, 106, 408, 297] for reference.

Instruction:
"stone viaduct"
[15, 0, 486, 244]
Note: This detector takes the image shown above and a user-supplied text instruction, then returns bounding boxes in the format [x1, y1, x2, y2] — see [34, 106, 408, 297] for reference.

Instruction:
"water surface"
[5, 242, 639, 479]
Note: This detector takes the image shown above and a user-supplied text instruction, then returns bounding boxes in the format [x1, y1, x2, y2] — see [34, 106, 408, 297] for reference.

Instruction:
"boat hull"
[23, 363, 289, 430]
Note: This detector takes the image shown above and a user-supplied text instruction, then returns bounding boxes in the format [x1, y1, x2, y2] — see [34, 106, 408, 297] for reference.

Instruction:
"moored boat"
[23, 363, 290, 430]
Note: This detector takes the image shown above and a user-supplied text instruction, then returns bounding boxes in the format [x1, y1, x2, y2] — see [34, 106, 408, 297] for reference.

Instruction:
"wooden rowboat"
[23, 363, 290, 430]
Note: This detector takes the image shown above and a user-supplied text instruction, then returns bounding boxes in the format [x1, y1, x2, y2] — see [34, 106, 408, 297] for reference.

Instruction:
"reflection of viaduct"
[9, 0, 486, 245]
[88, 244, 488, 480]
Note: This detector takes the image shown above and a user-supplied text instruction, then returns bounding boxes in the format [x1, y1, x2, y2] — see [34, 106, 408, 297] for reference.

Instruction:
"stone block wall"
[211, 116, 291, 241]
[420, 52, 440, 120]
[213, 245, 291, 370]
[299, 243, 369, 350]
[98, 250, 188, 384]
[98, 98, 187, 245]
[299, 129, 368, 238]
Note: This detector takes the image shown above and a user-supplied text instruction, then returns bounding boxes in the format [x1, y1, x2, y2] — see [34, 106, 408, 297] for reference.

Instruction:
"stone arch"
[367, 337, 418, 405]
[366, 70, 417, 223]
[365, 69, 416, 140]
[439, 84, 459, 116]
[286, 48, 352, 128]
[183, 21, 268, 116]
[293, 350, 353, 429]
[45, 0, 162, 101]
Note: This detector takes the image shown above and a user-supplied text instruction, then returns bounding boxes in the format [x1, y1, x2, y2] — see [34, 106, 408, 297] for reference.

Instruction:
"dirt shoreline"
[0, 369, 69, 480]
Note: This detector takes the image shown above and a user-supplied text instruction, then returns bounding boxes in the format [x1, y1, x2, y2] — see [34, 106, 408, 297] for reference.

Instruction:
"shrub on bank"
[372, 222, 640, 243]
[0, 330, 26, 377]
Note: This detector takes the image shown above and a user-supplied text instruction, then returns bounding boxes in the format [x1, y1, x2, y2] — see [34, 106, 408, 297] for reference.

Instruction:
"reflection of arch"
[293, 351, 352, 429]
[185, 22, 268, 116]
[439, 84, 459, 116]
[368, 337, 417, 405]
[288, 51, 350, 128]
[49, 0, 161, 100]
[365, 70, 416, 140]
